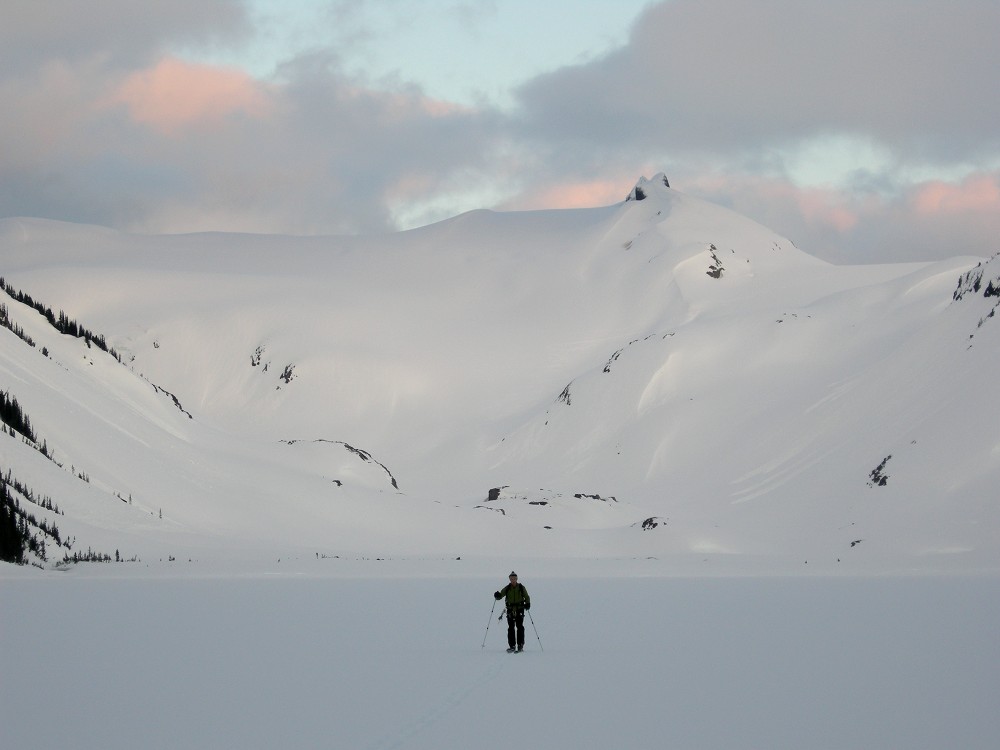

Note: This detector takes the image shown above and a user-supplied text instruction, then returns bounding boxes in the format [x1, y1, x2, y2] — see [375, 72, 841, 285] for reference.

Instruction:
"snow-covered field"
[3, 562, 998, 750]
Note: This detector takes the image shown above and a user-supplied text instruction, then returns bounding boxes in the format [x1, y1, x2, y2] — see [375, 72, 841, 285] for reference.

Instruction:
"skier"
[494, 571, 530, 652]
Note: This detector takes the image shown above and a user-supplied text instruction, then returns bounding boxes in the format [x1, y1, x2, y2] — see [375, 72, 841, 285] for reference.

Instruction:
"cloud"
[515, 0, 1000, 164]
[0, 0, 997, 266]
[0, 0, 248, 72]
[89, 52, 506, 235]
[910, 175, 1000, 217]
[110, 58, 273, 135]
[500, 173, 645, 211]
[0, 1, 506, 236]
[497, 0, 1000, 262]
[682, 169, 1000, 264]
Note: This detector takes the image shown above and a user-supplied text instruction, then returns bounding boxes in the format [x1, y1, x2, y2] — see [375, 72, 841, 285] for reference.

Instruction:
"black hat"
[509, 571, 517, 577]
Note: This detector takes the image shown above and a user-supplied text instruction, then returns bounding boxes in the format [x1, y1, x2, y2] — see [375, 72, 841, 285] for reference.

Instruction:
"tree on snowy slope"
[0, 277, 121, 361]
[0, 391, 37, 443]
[0, 480, 28, 564]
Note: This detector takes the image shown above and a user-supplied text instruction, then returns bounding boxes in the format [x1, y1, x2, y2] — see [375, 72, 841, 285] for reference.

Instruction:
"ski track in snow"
[365, 657, 506, 750]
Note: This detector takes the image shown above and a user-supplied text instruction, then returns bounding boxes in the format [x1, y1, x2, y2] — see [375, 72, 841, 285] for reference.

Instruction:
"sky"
[2, 0, 999, 264]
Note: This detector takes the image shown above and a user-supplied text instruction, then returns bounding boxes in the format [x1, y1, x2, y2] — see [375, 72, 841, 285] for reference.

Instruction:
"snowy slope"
[2, 174, 998, 570]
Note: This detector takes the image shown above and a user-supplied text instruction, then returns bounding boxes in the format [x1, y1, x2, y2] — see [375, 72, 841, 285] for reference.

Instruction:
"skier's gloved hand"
[494, 591, 502, 600]
[524, 603, 530, 610]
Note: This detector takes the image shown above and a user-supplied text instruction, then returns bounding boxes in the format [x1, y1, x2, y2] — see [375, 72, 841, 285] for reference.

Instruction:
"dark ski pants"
[507, 607, 525, 649]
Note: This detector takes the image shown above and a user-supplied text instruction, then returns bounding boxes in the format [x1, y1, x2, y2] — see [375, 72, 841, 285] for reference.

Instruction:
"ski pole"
[481, 599, 498, 648]
[527, 609, 543, 651]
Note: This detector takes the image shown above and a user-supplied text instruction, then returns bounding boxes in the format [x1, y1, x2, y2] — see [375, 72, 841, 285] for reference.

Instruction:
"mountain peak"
[625, 172, 670, 202]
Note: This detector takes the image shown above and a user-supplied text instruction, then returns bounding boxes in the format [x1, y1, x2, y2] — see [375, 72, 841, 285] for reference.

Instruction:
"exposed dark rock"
[574, 493, 617, 503]
[604, 348, 624, 373]
[149, 383, 193, 419]
[954, 254, 1000, 301]
[557, 383, 572, 406]
[868, 455, 892, 487]
[706, 244, 725, 279]
[625, 173, 669, 202]
[283, 439, 399, 490]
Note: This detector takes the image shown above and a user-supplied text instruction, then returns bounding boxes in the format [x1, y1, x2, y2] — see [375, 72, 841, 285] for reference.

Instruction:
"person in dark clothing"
[494, 571, 530, 652]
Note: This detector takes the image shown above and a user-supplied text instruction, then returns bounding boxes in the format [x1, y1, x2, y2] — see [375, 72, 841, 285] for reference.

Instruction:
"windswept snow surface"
[2, 564, 999, 750]
[1, 174, 999, 568]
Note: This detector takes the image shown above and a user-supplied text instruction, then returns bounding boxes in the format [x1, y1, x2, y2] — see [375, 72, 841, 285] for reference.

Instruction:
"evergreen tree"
[0, 481, 27, 564]
[0, 391, 36, 443]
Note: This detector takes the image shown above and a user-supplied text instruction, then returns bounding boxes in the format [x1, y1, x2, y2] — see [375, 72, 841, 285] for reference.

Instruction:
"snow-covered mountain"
[2, 174, 998, 570]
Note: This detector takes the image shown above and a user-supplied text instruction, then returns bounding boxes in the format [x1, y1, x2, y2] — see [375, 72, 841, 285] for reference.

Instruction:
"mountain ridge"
[2, 177, 997, 570]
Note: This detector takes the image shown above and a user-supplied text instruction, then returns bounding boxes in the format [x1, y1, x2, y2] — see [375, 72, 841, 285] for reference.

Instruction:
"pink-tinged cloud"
[688, 174, 861, 233]
[389, 91, 472, 120]
[678, 169, 1000, 263]
[336, 82, 475, 122]
[505, 175, 641, 211]
[911, 174, 1000, 216]
[110, 57, 272, 135]
[385, 173, 437, 204]
[789, 187, 859, 233]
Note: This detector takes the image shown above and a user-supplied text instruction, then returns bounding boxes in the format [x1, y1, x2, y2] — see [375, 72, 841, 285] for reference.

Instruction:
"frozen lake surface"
[3, 571, 999, 749]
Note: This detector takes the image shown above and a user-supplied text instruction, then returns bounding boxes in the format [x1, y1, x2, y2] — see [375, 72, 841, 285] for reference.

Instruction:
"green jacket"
[497, 582, 530, 609]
